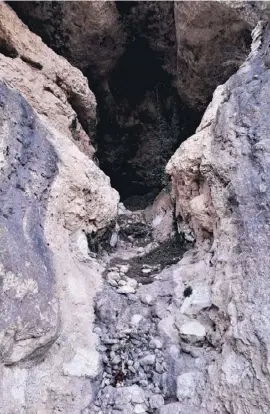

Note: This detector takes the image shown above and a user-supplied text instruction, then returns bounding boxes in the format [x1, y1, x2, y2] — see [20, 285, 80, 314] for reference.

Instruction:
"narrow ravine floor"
[85, 198, 213, 414]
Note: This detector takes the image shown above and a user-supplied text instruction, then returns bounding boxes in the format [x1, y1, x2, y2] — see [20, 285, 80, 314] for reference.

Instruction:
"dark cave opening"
[93, 36, 202, 209]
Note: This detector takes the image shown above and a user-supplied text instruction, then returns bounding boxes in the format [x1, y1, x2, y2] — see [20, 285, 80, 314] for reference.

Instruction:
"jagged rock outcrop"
[0, 4, 119, 413]
[167, 21, 270, 413]
[0, 3, 97, 157]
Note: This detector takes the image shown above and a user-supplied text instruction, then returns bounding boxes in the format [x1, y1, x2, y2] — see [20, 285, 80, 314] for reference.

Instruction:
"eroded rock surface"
[11, 1, 125, 79]
[0, 3, 97, 157]
[167, 20, 270, 413]
[0, 78, 59, 367]
[0, 4, 119, 413]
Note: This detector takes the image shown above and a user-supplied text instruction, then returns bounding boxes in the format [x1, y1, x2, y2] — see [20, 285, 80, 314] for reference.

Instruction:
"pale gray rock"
[158, 402, 207, 414]
[140, 354, 156, 366]
[179, 321, 206, 345]
[134, 404, 147, 414]
[129, 385, 145, 404]
[117, 285, 136, 295]
[149, 394, 164, 409]
[176, 372, 197, 402]
[149, 338, 163, 350]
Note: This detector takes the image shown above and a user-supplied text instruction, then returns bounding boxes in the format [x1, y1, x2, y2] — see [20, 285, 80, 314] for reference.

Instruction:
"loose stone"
[142, 268, 151, 274]
[117, 285, 136, 294]
[140, 354, 156, 366]
[149, 338, 162, 349]
[179, 320, 206, 345]
[149, 394, 165, 409]
[134, 404, 147, 414]
[120, 264, 130, 274]
[140, 293, 153, 305]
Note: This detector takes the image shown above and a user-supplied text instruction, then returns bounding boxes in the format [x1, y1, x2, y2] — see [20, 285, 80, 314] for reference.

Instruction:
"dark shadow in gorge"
[9, 1, 203, 209]
[91, 36, 202, 209]
[9, 2, 253, 209]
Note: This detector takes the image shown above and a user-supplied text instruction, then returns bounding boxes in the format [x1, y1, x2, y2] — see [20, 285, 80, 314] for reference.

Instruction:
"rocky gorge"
[1, 1, 270, 413]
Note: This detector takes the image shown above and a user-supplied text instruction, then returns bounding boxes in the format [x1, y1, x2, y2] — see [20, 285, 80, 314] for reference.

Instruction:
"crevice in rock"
[92, 35, 202, 207]
[20, 55, 43, 70]
[88, 1, 203, 208]
[10, 1, 202, 209]
[0, 38, 18, 58]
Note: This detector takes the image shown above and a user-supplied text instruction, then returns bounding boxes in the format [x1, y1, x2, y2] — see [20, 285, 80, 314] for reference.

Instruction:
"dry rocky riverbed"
[85, 201, 215, 414]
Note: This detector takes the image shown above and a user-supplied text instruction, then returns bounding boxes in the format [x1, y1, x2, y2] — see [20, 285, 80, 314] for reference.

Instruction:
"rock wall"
[0, 4, 119, 413]
[167, 21, 270, 413]
[10, 1, 125, 80]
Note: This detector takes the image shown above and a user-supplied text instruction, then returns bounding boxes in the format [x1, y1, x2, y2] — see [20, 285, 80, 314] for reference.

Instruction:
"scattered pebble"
[134, 404, 147, 413]
[130, 314, 143, 327]
[142, 268, 151, 274]
[120, 264, 130, 274]
[149, 338, 162, 349]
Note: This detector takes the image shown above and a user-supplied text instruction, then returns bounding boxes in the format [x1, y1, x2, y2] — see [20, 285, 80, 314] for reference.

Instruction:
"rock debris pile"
[85, 201, 214, 414]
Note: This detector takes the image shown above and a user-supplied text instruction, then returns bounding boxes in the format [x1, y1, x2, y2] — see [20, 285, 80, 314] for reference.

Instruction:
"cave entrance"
[93, 35, 201, 210]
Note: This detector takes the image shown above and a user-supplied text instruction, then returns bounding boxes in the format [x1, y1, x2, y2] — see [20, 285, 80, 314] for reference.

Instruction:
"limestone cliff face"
[1, 2, 270, 414]
[167, 21, 270, 413]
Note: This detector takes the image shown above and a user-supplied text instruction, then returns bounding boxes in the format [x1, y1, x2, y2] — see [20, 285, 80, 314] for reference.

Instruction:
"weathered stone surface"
[167, 20, 270, 414]
[149, 394, 164, 409]
[145, 188, 174, 242]
[179, 321, 206, 346]
[11, 1, 125, 79]
[0, 3, 96, 157]
[0, 78, 59, 366]
[0, 5, 119, 414]
[173, 1, 270, 110]
[158, 402, 207, 414]
[176, 372, 199, 402]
